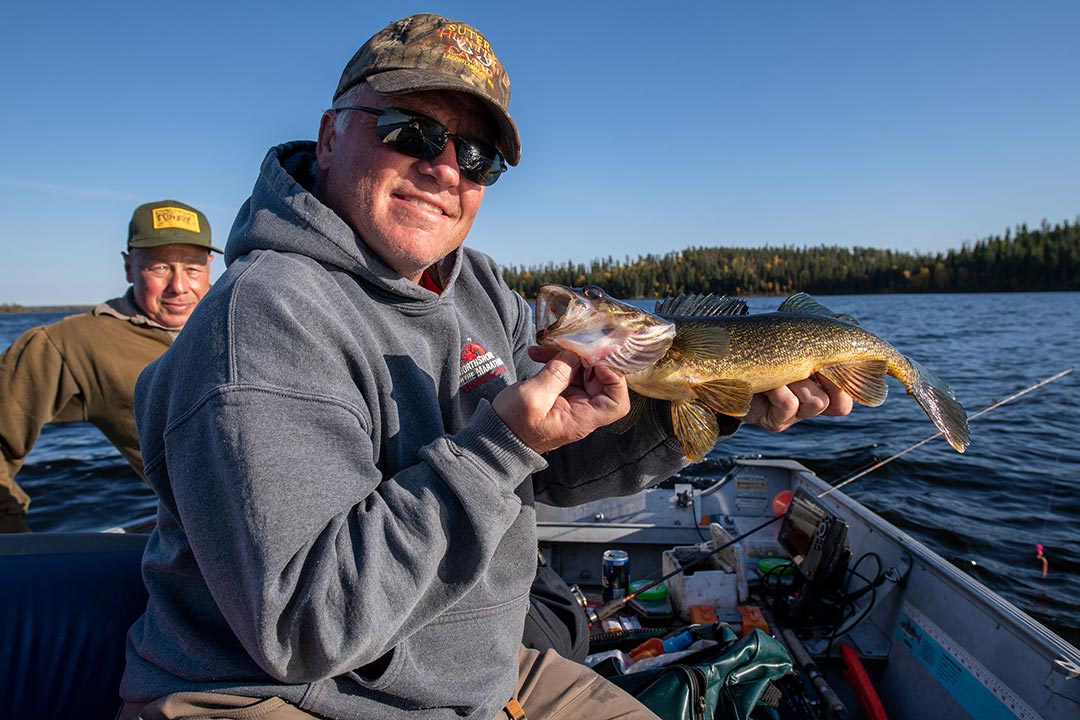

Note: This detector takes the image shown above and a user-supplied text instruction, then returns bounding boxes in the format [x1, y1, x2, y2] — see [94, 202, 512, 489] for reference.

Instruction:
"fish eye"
[583, 286, 605, 299]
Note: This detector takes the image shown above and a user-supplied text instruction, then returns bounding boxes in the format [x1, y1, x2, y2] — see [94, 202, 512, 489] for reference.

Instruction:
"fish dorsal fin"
[777, 292, 860, 324]
[611, 392, 650, 435]
[669, 323, 731, 359]
[656, 293, 748, 317]
[694, 378, 754, 416]
[670, 400, 720, 462]
[817, 359, 890, 407]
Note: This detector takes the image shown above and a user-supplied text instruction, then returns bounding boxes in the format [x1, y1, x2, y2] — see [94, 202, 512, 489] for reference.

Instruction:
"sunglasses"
[335, 105, 507, 186]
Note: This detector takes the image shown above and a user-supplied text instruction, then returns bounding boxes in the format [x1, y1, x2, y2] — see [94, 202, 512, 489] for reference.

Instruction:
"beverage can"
[601, 549, 630, 602]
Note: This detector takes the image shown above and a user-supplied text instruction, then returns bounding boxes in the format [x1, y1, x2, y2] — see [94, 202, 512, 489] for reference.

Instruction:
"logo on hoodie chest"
[459, 339, 507, 392]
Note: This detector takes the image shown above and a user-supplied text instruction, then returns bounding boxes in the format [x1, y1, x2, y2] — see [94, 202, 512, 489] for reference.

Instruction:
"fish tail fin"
[903, 357, 971, 453]
[671, 400, 720, 462]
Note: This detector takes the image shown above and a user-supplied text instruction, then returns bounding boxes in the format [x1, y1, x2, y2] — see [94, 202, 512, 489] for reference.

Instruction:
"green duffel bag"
[609, 628, 792, 720]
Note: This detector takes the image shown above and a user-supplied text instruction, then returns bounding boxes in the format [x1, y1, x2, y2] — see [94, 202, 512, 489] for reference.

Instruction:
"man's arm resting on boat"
[0, 325, 87, 528]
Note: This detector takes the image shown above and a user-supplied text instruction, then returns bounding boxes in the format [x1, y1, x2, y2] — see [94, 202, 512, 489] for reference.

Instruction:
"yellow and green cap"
[334, 13, 521, 166]
[127, 200, 222, 253]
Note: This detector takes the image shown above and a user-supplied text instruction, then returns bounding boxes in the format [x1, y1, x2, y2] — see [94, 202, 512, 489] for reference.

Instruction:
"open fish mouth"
[535, 289, 571, 334]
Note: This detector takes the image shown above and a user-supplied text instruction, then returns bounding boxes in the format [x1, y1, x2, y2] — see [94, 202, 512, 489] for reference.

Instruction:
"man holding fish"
[120, 13, 852, 720]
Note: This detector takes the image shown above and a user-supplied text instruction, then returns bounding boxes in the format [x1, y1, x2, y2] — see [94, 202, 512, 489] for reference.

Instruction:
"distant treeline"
[6, 219, 1078, 308]
[503, 218, 1080, 299]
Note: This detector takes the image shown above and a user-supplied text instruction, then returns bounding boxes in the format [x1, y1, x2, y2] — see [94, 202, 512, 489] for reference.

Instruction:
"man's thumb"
[530, 350, 581, 393]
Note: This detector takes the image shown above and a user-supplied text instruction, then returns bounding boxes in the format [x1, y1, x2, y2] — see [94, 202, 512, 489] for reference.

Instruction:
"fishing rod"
[820, 367, 1074, 498]
[587, 367, 1075, 626]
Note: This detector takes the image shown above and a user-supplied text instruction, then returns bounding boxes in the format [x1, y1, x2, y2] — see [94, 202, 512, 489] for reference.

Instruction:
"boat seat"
[0, 532, 149, 720]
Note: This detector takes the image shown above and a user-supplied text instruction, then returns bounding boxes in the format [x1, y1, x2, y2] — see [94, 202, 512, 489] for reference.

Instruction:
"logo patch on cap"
[152, 207, 201, 234]
[434, 24, 504, 93]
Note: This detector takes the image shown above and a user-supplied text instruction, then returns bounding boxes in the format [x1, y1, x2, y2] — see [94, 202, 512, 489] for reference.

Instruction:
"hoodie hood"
[224, 141, 461, 302]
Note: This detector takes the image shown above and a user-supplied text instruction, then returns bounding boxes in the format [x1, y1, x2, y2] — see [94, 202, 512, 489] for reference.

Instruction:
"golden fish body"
[535, 284, 970, 462]
[631, 311, 912, 404]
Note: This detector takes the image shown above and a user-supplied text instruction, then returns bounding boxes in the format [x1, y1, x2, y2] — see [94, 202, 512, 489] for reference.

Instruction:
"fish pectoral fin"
[670, 400, 720, 462]
[670, 324, 731, 358]
[694, 378, 754, 415]
[818, 360, 890, 407]
[611, 392, 649, 434]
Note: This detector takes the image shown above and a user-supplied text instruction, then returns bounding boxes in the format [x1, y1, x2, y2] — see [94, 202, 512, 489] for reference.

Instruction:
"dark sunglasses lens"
[375, 110, 446, 160]
[456, 140, 506, 186]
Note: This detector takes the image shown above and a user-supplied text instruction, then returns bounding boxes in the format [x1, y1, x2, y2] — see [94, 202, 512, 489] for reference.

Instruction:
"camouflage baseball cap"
[334, 13, 521, 166]
[127, 200, 222, 253]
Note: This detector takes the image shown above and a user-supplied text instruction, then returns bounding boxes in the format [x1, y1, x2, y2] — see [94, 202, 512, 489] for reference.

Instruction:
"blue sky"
[2, 1, 1077, 305]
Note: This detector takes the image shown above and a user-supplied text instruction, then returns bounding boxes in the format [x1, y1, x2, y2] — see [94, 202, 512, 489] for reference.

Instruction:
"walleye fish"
[535, 284, 970, 462]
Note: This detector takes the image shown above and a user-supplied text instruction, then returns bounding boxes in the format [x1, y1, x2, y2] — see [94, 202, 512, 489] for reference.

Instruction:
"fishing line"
[819, 367, 1075, 498]
[1036, 412, 1073, 540]
[1036, 482, 1056, 577]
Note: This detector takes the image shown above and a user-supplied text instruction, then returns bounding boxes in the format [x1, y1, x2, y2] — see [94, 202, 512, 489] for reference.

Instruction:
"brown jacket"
[0, 292, 175, 531]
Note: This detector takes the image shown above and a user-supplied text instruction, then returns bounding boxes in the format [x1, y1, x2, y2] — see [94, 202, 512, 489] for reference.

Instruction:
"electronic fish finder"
[777, 487, 851, 586]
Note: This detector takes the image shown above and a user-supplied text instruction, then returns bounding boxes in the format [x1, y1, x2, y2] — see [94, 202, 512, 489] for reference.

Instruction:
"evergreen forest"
[503, 218, 1080, 299]
[4, 218, 1078, 312]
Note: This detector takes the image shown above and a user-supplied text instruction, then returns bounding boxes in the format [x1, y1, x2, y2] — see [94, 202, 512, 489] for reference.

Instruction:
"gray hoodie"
[121, 141, 690, 719]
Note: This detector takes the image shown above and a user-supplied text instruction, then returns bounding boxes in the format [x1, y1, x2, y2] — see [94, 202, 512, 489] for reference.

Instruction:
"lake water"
[2, 292, 1078, 647]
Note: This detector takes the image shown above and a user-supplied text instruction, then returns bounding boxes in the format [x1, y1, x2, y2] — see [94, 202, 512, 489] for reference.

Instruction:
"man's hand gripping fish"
[535, 284, 970, 462]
